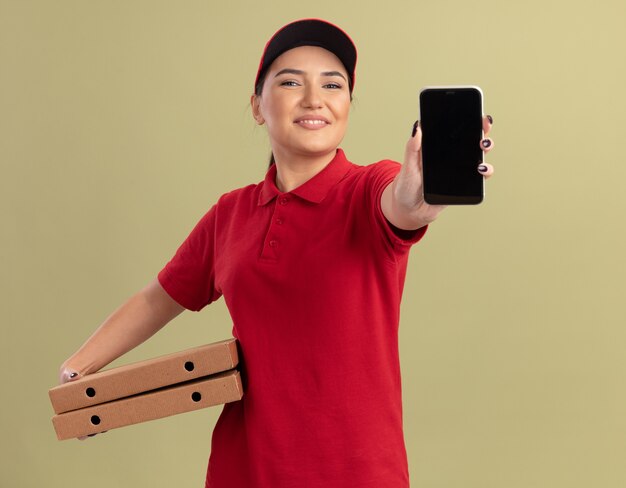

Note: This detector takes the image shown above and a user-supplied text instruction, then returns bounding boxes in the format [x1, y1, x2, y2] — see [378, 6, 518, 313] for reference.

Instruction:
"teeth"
[299, 119, 326, 125]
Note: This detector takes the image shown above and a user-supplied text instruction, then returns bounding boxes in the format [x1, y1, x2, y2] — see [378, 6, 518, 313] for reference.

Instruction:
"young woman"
[59, 19, 494, 487]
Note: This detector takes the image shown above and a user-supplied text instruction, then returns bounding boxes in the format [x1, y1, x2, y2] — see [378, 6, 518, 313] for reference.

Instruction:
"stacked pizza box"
[49, 339, 243, 440]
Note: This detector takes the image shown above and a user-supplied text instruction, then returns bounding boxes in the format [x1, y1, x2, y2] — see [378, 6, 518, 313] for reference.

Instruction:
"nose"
[301, 84, 323, 109]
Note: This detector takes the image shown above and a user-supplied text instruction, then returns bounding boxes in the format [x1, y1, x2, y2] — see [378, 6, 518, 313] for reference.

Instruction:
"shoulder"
[214, 180, 263, 210]
[345, 158, 401, 192]
[189, 180, 262, 232]
[347, 157, 401, 180]
[364, 159, 401, 175]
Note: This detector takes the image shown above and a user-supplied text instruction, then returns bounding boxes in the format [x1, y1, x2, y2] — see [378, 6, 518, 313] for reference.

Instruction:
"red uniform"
[158, 149, 426, 487]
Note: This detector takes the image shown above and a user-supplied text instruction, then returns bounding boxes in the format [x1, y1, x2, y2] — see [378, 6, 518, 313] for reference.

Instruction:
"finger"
[478, 162, 494, 179]
[480, 137, 494, 152]
[483, 114, 493, 136]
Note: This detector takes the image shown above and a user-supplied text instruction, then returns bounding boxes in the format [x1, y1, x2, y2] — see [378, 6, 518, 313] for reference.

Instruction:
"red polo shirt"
[158, 149, 426, 488]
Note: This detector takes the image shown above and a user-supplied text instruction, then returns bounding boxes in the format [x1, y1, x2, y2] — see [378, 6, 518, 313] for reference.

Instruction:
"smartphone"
[419, 86, 484, 205]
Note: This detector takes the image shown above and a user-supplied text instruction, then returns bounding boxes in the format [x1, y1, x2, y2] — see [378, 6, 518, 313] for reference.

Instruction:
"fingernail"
[69, 372, 78, 378]
[487, 114, 493, 124]
[411, 120, 419, 138]
[478, 164, 488, 172]
[481, 139, 492, 148]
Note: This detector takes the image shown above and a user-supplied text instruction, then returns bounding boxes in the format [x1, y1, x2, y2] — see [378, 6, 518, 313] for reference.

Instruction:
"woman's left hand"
[381, 115, 495, 230]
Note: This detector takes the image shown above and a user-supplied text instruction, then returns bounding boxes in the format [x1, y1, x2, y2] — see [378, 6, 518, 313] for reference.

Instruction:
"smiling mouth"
[294, 119, 330, 129]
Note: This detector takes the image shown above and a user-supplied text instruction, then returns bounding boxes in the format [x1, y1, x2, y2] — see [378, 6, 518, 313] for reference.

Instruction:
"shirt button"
[275, 218, 283, 225]
[279, 197, 290, 205]
[269, 240, 278, 247]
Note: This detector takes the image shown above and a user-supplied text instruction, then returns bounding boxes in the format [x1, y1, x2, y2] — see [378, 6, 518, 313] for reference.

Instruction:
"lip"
[294, 115, 331, 129]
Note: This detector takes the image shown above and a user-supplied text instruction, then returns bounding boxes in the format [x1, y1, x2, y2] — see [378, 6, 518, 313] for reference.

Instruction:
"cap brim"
[255, 19, 357, 91]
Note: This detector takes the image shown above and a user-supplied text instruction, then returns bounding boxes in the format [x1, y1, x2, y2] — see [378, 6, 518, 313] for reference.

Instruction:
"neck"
[273, 150, 337, 192]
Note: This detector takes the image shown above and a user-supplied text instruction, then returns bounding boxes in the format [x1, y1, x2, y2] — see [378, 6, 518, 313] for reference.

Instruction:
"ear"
[250, 94, 265, 125]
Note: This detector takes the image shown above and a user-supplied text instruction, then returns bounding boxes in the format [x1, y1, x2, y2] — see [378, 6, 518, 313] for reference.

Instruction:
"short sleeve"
[157, 205, 222, 311]
[366, 160, 427, 251]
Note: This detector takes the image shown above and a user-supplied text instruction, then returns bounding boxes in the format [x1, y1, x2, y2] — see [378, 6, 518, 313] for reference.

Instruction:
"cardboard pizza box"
[52, 369, 243, 440]
[49, 339, 238, 414]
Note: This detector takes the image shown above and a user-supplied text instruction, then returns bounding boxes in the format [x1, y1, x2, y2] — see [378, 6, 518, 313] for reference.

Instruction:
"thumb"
[404, 120, 422, 173]
[59, 366, 82, 385]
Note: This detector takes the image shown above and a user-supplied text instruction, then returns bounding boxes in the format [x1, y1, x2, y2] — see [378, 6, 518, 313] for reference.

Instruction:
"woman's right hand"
[58, 365, 98, 440]
[56, 279, 184, 439]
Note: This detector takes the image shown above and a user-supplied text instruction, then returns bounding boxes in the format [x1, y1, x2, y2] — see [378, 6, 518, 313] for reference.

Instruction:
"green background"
[2, 0, 625, 486]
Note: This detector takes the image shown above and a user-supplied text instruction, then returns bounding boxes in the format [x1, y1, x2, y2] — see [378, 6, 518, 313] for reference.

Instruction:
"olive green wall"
[2, 0, 625, 486]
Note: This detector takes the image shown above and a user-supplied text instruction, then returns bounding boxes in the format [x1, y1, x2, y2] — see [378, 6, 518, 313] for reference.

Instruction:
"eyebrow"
[274, 68, 347, 81]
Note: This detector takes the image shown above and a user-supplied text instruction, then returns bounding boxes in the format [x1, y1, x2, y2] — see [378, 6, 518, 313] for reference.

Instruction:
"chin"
[297, 137, 343, 156]
[297, 145, 338, 158]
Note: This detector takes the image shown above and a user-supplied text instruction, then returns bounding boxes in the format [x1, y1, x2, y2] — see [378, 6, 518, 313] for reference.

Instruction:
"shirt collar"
[257, 149, 353, 206]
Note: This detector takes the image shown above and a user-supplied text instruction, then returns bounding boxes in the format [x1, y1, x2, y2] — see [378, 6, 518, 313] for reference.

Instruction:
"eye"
[280, 80, 300, 87]
[323, 82, 343, 90]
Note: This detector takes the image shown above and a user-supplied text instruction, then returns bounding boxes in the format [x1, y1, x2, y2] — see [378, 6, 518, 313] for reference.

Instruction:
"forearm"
[60, 279, 184, 377]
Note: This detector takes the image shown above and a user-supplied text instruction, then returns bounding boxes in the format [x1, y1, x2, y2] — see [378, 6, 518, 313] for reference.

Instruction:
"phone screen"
[420, 87, 484, 205]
